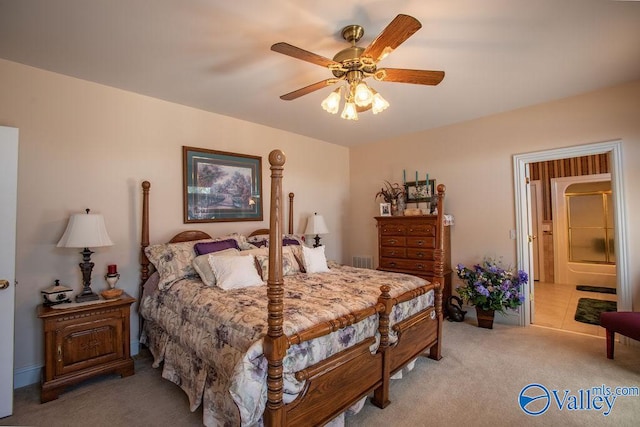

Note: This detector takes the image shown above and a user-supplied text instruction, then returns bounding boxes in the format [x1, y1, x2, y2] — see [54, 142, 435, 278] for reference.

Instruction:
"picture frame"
[379, 203, 391, 216]
[183, 146, 263, 223]
[404, 179, 436, 204]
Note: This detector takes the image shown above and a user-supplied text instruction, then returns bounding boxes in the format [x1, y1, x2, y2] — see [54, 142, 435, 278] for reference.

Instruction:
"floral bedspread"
[140, 264, 433, 427]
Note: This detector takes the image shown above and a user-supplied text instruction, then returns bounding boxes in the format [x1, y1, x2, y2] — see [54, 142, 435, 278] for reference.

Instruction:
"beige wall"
[349, 80, 640, 315]
[0, 59, 350, 384]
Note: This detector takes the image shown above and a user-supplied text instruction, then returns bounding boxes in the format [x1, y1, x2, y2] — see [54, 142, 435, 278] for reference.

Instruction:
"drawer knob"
[416, 264, 425, 269]
[417, 252, 424, 258]
[417, 240, 424, 246]
[390, 262, 397, 267]
[389, 239, 397, 244]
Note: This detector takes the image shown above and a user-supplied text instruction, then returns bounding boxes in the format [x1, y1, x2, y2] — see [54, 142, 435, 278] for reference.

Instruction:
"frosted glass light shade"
[371, 92, 390, 114]
[321, 87, 342, 114]
[354, 82, 373, 107]
[57, 212, 114, 248]
[341, 102, 358, 120]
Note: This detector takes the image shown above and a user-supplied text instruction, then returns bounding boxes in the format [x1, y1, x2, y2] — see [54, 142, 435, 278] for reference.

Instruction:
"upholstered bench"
[599, 311, 640, 359]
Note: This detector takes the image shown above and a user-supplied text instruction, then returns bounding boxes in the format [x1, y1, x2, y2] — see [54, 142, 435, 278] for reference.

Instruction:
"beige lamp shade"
[304, 213, 329, 235]
[57, 211, 113, 248]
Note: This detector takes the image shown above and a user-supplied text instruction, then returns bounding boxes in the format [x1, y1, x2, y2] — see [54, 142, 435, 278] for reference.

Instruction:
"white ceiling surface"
[1, 1, 639, 147]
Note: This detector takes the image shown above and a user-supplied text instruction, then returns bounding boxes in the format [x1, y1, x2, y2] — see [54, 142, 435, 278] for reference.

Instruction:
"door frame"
[513, 140, 629, 326]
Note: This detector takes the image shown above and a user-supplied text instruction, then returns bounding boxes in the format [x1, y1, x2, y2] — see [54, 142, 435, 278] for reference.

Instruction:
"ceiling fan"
[271, 14, 445, 120]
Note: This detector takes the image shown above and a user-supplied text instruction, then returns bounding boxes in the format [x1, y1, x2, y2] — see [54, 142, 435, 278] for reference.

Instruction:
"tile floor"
[532, 281, 617, 337]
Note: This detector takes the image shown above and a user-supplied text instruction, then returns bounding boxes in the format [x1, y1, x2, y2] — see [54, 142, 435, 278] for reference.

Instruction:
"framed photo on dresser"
[379, 203, 391, 216]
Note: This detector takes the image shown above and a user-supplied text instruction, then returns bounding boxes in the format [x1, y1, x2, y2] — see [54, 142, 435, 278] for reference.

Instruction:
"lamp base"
[76, 289, 99, 303]
[313, 234, 322, 248]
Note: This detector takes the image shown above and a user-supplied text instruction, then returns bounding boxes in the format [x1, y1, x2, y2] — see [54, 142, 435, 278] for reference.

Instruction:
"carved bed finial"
[269, 149, 286, 167]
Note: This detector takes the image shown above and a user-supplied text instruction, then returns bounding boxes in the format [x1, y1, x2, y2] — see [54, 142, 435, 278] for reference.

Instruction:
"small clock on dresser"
[37, 293, 135, 402]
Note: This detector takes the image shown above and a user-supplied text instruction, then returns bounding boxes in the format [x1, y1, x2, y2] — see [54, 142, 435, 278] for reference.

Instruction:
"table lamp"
[57, 209, 113, 302]
[304, 213, 329, 248]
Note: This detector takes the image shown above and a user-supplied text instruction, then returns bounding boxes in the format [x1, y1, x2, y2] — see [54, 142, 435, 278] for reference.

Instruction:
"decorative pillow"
[302, 245, 330, 273]
[207, 254, 264, 290]
[192, 248, 240, 287]
[240, 247, 269, 257]
[145, 239, 214, 288]
[254, 248, 302, 280]
[246, 233, 305, 248]
[194, 239, 240, 256]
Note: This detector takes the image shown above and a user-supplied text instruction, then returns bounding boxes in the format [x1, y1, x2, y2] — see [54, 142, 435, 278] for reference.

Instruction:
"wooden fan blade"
[379, 68, 445, 85]
[271, 42, 339, 68]
[280, 79, 338, 100]
[361, 14, 422, 63]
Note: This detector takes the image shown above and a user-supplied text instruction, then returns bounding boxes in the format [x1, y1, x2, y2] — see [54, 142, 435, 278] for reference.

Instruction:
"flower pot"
[475, 307, 495, 329]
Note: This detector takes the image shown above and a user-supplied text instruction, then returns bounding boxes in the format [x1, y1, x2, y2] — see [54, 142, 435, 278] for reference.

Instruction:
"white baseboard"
[14, 338, 140, 389]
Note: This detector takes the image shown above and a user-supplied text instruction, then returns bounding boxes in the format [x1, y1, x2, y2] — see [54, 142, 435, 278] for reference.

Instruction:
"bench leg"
[606, 330, 615, 359]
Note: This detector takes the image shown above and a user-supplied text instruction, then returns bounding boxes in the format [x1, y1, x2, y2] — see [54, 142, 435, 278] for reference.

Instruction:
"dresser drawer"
[406, 248, 434, 260]
[406, 236, 435, 248]
[380, 236, 406, 247]
[406, 223, 436, 236]
[379, 257, 434, 273]
[380, 223, 407, 235]
[380, 247, 407, 258]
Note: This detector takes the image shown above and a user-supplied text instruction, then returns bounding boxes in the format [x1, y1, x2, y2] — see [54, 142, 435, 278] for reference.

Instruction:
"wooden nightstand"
[37, 293, 135, 403]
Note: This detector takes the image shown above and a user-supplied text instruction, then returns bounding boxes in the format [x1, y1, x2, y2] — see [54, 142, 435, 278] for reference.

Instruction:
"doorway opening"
[534, 173, 616, 336]
[513, 140, 629, 331]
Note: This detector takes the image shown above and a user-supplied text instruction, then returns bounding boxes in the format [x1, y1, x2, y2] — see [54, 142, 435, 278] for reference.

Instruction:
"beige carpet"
[2, 320, 639, 427]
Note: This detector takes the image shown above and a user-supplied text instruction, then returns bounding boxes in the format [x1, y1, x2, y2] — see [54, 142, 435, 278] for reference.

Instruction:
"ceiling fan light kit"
[271, 14, 445, 121]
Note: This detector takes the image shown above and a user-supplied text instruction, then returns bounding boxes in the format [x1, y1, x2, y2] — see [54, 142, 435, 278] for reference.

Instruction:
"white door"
[0, 126, 18, 417]
[525, 174, 536, 324]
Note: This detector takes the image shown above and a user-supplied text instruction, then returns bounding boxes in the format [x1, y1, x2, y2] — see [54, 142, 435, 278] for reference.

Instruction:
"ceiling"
[1, 1, 639, 147]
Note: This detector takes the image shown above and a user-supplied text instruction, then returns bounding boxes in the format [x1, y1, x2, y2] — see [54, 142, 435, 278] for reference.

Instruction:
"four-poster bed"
[138, 149, 446, 426]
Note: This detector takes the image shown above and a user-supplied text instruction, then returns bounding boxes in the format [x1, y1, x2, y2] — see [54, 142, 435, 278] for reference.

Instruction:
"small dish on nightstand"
[101, 288, 123, 300]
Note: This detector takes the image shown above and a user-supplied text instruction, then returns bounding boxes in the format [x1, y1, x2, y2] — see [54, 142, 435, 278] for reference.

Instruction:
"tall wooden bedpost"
[139, 180, 151, 336]
[430, 184, 446, 361]
[264, 150, 288, 426]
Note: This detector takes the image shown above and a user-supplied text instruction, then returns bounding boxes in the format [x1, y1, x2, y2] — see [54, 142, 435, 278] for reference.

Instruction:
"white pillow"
[192, 248, 240, 287]
[207, 254, 264, 290]
[302, 245, 330, 273]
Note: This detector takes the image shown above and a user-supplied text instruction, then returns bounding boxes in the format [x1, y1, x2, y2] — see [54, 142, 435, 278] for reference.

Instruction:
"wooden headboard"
[139, 183, 295, 288]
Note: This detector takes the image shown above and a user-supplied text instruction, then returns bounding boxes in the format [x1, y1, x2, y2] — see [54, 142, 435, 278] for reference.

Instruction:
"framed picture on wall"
[183, 146, 263, 223]
[379, 203, 391, 216]
[404, 179, 436, 204]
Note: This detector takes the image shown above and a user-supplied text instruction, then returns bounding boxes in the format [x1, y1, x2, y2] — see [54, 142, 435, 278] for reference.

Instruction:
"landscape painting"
[183, 146, 263, 222]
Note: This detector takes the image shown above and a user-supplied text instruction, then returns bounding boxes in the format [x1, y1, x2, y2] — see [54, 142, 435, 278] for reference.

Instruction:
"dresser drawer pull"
[389, 262, 397, 267]
[416, 252, 424, 258]
[416, 264, 425, 270]
[390, 251, 397, 256]
[417, 240, 424, 246]
[388, 239, 397, 244]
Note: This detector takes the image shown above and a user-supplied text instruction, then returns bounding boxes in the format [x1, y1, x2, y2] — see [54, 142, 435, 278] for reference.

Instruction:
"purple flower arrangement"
[455, 258, 527, 314]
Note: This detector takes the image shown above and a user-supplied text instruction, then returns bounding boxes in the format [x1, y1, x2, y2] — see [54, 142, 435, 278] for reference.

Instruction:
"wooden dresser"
[375, 216, 452, 306]
[38, 293, 135, 402]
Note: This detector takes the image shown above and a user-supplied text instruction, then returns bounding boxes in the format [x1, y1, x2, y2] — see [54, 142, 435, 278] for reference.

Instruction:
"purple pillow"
[252, 239, 268, 248]
[194, 239, 240, 256]
[283, 238, 301, 246]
